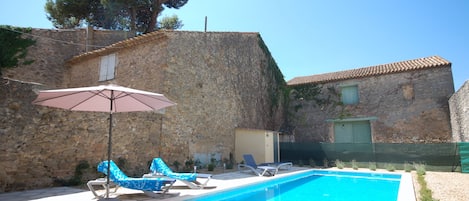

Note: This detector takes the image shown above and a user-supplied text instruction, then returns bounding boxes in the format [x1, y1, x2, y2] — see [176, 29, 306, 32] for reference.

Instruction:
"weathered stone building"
[0, 30, 285, 191]
[287, 56, 454, 143]
[450, 80, 469, 141]
[1, 27, 463, 193]
[64, 30, 285, 163]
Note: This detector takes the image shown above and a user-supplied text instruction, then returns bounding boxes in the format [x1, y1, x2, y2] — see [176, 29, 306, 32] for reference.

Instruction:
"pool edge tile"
[397, 173, 416, 201]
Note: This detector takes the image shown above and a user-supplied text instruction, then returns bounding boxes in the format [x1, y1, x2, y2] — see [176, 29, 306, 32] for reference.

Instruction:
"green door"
[334, 121, 371, 143]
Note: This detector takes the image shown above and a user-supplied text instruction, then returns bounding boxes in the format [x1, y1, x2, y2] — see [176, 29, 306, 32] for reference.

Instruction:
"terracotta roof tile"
[67, 31, 169, 65]
[66, 30, 261, 66]
[287, 56, 451, 86]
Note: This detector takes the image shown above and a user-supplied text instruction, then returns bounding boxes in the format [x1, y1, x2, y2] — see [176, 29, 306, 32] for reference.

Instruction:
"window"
[341, 85, 359, 105]
[99, 54, 116, 81]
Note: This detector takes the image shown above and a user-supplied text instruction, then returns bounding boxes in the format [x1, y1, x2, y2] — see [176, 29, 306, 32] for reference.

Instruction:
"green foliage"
[207, 157, 217, 171]
[297, 160, 304, 167]
[323, 158, 329, 168]
[159, 14, 183, 30]
[404, 162, 413, 172]
[207, 163, 215, 171]
[44, 0, 91, 28]
[0, 26, 36, 75]
[194, 159, 203, 169]
[54, 160, 90, 186]
[287, 84, 350, 121]
[368, 162, 377, 171]
[309, 158, 316, 168]
[385, 163, 396, 172]
[116, 157, 127, 169]
[256, 34, 286, 113]
[418, 174, 438, 201]
[183, 157, 194, 171]
[45, 0, 188, 33]
[414, 163, 426, 175]
[290, 84, 322, 102]
[223, 152, 235, 169]
[172, 160, 181, 171]
[351, 159, 359, 170]
[335, 159, 345, 169]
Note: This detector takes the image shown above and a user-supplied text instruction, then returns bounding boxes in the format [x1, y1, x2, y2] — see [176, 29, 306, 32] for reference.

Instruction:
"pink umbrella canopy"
[32, 84, 176, 198]
[32, 84, 176, 112]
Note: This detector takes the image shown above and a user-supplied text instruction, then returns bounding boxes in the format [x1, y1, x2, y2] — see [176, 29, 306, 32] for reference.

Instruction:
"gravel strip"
[423, 171, 469, 201]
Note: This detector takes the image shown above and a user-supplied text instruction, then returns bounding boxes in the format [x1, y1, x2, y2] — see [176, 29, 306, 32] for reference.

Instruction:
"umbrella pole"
[106, 112, 112, 198]
[106, 91, 114, 199]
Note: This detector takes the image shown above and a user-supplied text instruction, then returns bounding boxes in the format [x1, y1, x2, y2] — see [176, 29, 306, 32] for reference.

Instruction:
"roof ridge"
[67, 31, 168, 65]
[287, 56, 451, 86]
[66, 30, 261, 65]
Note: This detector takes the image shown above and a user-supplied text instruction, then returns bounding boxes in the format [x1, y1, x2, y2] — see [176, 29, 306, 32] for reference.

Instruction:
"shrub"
[54, 160, 90, 186]
[351, 160, 359, 170]
[207, 157, 217, 171]
[223, 152, 235, 169]
[368, 162, 377, 171]
[298, 160, 304, 167]
[414, 163, 426, 176]
[385, 163, 395, 172]
[207, 163, 215, 171]
[323, 158, 329, 168]
[335, 159, 345, 169]
[172, 160, 181, 171]
[404, 162, 413, 172]
[184, 158, 194, 170]
[309, 159, 316, 168]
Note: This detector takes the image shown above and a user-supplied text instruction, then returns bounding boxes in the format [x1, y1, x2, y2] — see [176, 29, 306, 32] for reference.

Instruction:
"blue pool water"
[187, 170, 401, 201]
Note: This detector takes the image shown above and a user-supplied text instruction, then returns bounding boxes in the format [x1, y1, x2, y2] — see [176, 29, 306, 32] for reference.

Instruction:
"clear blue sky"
[1, 0, 468, 90]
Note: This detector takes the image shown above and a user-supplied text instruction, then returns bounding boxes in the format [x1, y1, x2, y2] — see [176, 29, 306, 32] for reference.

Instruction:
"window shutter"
[99, 54, 116, 81]
[106, 54, 116, 80]
[99, 56, 109, 81]
[341, 85, 359, 105]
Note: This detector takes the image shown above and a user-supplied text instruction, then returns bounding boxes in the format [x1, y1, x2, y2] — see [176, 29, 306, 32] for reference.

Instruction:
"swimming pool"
[186, 170, 404, 201]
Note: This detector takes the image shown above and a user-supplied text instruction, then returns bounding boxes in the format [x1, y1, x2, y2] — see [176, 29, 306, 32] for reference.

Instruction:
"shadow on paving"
[0, 187, 89, 201]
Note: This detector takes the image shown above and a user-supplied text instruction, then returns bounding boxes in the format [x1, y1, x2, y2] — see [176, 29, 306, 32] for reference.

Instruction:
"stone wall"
[289, 66, 454, 143]
[163, 32, 284, 163]
[449, 80, 469, 141]
[0, 31, 285, 192]
[66, 31, 285, 164]
[0, 78, 163, 192]
[3, 28, 133, 88]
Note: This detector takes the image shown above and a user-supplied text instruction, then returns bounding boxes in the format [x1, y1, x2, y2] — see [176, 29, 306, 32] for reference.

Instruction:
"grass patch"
[417, 174, 438, 200]
[413, 163, 438, 201]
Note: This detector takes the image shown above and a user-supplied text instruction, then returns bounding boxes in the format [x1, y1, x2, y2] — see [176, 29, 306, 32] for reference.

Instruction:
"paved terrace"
[0, 167, 415, 201]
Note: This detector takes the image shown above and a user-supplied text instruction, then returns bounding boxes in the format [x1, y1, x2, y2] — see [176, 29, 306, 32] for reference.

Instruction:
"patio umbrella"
[32, 84, 176, 199]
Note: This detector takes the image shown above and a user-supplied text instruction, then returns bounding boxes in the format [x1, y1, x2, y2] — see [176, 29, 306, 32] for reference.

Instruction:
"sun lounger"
[87, 160, 176, 198]
[148, 158, 212, 189]
[238, 154, 293, 176]
[238, 154, 277, 176]
[86, 178, 119, 197]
